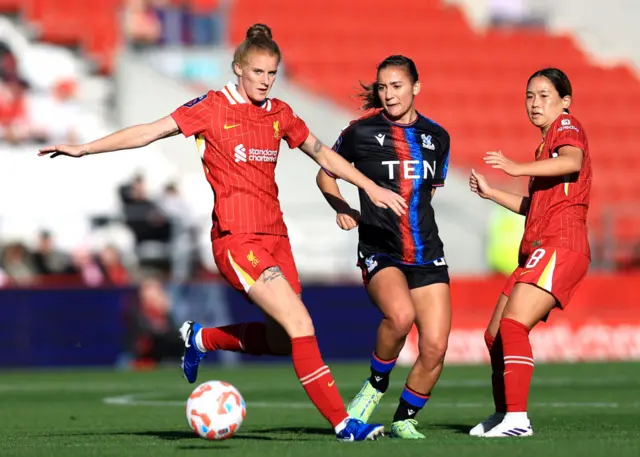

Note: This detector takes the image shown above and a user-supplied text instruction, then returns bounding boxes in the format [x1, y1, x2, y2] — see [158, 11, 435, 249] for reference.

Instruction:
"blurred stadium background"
[0, 0, 638, 370]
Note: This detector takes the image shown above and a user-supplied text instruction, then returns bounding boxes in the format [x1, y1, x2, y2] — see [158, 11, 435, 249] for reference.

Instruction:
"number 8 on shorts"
[505, 246, 590, 309]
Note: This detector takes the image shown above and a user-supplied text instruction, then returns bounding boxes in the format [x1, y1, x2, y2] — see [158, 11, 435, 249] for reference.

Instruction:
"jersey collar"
[221, 82, 272, 111]
[381, 111, 419, 127]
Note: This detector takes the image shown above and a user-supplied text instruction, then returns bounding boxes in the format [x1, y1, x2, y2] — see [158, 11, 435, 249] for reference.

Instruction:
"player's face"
[235, 51, 279, 104]
[376, 67, 420, 122]
[525, 76, 571, 129]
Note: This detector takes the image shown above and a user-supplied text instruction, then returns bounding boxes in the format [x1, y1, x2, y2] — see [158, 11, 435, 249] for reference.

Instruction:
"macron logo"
[234, 144, 247, 163]
[375, 133, 385, 146]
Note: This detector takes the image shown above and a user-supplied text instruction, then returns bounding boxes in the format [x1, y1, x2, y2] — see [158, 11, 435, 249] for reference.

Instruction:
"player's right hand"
[366, 185, 407, 217]
[336, 209, 360, 231]
[38, 144, 88, 158]
[469, 168, 493, 199]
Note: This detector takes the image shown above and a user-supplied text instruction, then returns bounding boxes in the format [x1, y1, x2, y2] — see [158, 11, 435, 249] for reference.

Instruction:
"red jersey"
[171, 83, 309, 238]
[521, 113, 592, 259]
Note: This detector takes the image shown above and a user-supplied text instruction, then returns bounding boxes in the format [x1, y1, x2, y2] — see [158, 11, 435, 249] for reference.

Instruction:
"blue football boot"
[179, 321, 206, 383]
[336, 418, 384, 441]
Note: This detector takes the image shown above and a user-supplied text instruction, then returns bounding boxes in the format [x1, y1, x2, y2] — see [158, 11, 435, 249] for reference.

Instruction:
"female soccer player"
[316, 55, 451, 439]
[468, 68, 591, 437]
[38, 24, 408, 441]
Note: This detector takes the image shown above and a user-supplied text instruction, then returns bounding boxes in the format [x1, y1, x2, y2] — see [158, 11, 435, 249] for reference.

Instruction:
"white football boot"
[469, 412, 505, 436]
[482, 413, 534, 438]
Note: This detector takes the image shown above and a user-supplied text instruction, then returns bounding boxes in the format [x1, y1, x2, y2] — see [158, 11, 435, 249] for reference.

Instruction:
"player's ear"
[562, 95, 571, 111]
[233, 61, 243, 78]
[413, 81, 421, 97]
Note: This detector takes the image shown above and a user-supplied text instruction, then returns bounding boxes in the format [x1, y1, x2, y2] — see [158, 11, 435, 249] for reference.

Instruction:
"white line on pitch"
[102, 393, 628, 409]
[2, 376, 636, 393]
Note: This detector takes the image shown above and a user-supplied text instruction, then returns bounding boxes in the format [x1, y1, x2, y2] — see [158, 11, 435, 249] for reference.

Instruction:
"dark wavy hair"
[357, 55, 419, 110]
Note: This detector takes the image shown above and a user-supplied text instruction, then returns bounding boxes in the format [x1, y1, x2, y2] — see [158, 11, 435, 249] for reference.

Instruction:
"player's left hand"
[336, 209, 360, 231]
[38, 144, 88, 158]
[484, 151, 523, 177]
[366, 185, 407, 216]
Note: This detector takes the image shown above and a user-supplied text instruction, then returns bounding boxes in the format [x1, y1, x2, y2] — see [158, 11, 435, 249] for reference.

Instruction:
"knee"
[418, 337, 448, 367]
[264, 293, 315, 338]
[290, 294, 314, 337]
[284, 313, 315, 339]
[383, 310, 415, 340]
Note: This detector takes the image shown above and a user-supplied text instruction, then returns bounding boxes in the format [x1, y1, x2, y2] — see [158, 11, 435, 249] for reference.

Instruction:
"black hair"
[358, 55, 419, 110]
[528, 68, 572, 113]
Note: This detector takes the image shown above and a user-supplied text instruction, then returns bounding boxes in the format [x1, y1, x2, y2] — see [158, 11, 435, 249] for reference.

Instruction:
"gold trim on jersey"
[228, 250, 256, 292]
[536, 250, 557, 292]
[195, 134, 206, 158]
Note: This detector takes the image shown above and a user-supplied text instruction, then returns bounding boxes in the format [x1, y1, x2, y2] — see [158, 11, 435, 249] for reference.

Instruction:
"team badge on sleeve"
[183, 94, 207, 108]
[332, 135, 343, 151]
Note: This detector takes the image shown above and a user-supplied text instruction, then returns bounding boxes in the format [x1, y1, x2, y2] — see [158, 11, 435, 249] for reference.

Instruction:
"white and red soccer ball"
[186, 380, 246, 440]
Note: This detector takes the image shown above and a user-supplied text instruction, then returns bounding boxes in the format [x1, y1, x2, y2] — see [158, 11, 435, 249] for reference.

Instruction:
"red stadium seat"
[24, 0, 47, 24]
[11, 0, 640, 255]
[0, 0, 19, 13]
[38, 0, 89, 45]
[227, 0, 640, 253]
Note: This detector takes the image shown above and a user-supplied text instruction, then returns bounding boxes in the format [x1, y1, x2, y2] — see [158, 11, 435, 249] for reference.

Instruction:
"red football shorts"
[212, 233, 301, 296]
[502, 246, 590, 308]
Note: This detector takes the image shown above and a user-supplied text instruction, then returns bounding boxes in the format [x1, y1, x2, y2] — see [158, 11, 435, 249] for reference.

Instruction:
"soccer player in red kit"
[38, 23, 409, 441]
[468, 68, 592, 437]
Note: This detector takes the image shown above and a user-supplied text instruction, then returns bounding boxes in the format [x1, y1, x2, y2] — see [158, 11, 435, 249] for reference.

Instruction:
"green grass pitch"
[1, 362, 639, 457]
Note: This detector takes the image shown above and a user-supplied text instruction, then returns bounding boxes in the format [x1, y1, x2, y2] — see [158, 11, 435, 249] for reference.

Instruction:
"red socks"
[499, 318, 534, 412]
[291, 336, 348, 427]
[484, 330, 506, 413]
[201, 327, 348, 427]
[200, 322, 274, 355]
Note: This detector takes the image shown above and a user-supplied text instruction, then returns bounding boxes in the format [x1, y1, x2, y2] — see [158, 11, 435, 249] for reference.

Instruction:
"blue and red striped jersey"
[330, 111, 450, 265]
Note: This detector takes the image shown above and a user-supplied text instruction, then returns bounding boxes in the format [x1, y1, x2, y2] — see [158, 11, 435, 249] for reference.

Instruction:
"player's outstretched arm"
[469, 168, 530, 215]
[38, 115, 180, 158]
[300, 132, 407, 216]
[483, 148, 583, 178]
[316, 169, 360, 231]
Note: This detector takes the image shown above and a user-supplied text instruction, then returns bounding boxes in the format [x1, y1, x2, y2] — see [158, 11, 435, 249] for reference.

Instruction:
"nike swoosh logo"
[224, 123, 240, 130]
[328, 381, 335, 387]
[520, 270, 533, 277]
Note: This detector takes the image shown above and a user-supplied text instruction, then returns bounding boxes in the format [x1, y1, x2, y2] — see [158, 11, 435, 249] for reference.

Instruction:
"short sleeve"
[550, 117, 586, 153]
[280, 103, 310, 149]
[432, 132, 450, 187]
[170, 92, 213, 138]
[323, 123, 357, 178]
[332, 124, 357, 161]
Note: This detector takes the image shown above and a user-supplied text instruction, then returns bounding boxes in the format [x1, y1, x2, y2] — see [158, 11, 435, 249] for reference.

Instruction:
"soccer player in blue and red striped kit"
[316, 55, 452, 438]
